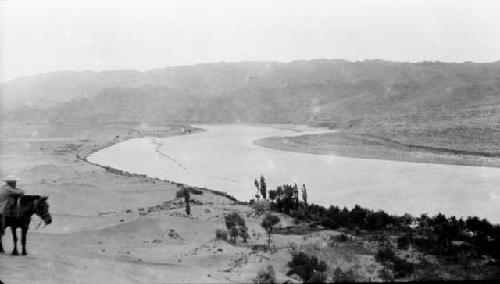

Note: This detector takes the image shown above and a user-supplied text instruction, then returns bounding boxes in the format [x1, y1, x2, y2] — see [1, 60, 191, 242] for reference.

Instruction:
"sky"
[1, 0, 500, 82]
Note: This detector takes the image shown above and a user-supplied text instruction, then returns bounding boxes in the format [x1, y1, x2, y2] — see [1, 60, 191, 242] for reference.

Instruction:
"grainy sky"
[1, 0, 499, 82]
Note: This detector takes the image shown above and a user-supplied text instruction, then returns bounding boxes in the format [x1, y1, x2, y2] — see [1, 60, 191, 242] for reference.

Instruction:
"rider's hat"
[2, 175, 20, 182]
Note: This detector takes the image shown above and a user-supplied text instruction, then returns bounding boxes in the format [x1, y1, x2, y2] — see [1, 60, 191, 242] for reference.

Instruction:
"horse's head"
[34, 196, 52, 225]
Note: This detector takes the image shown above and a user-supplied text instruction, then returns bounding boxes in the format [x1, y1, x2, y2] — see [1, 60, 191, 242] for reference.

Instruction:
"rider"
[0, 176, 25, 233]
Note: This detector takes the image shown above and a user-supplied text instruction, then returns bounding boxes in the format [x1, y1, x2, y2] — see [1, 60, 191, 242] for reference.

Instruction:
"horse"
[0, 195, 52, 255]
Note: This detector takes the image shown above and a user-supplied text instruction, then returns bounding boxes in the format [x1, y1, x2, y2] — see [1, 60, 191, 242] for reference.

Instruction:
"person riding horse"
[0, 176, 25, 234]
[0, 176, 51, 255]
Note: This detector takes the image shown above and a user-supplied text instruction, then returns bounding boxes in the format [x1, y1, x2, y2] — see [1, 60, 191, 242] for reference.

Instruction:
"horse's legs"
[0, 216, 4, 253]
[21, 227, 28, 255]
[11, 227, 18, 255]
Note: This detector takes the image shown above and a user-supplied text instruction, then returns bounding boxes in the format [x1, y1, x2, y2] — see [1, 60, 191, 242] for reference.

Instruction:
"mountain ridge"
[2, 59, 499, 147]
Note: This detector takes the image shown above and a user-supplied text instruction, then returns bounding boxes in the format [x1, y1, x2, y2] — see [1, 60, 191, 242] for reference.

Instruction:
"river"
[88, 124, 500, 222]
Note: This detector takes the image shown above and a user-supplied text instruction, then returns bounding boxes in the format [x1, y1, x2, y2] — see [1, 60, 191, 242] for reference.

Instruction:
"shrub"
[320, 217, 339, 229]
[378, 267, 394, 282]
[397, 233, 413, 250]
[253, 265, 276, 284]
[333, 267, 356, 282]
[393, 257, 414, 279]
[287, 252, 328, 282]
[375, 246, 414, 279]
[375, 246, 397, 263]
[306, 271, 327, 283]
[215, 229, 228, 241]
[336, 233, 348, 242]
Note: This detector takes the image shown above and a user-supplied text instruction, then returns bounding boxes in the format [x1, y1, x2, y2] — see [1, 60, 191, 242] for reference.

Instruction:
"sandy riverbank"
[254, 131, 500, 168]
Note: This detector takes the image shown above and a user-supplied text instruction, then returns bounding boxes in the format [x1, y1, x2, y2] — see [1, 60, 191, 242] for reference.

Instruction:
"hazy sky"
[1, 0, 499, 82]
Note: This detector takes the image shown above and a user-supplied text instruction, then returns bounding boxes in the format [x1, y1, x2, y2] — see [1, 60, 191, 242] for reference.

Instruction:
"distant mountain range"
[2, 59, 500, 136]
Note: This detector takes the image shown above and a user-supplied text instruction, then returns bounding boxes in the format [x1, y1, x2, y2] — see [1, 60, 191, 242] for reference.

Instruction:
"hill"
[2, 59, 500, 154]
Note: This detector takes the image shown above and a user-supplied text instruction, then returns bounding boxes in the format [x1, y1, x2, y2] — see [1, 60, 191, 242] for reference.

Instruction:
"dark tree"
[225, 212, 247, 243]
[268, 190, 278, 202]
[229, 227, 239, 243]
[293, 184, 299, 209]
[260, 175, 267, 199]
[239, 226, 249, 242]
[254, 179, 260, 200]
[287, 252, 328, 282]
[183, 188, 191, 216]
[301, 184, 308, 206]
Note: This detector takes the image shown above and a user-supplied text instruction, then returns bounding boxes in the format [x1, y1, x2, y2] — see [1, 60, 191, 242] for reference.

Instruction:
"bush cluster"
[333, 267, 356, 282]
[335, 233, 349, 242]
[224, 212, 248, 243]
[407, 214, 500, 261]
[397, 233, 413, 250]
[215, 229, 228, 241]
[375, 246, 414, 279]
[289, 204, 401, 231]
[263, 179, 500, 264]
[287, 252, 328, 283]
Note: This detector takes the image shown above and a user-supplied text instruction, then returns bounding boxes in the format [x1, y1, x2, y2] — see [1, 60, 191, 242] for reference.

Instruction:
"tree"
[350, 204, 368, 227]
[261, 213, 280, 249]
[301, 184, 308, 206]
[215, 229, 228, 241]
[256, 175, 267, 199]
[239, 226, 249, 242]
[229, 227, 239, 243]
[278, 184, 295, 213]
[254, 179, 261, 201]
[268, 190, 277, 202]
[287, 252, 328, 282]
[275, 186, 284, 212]
[225, 212, 247, 243]
[184, 188, 191, 216]
[293, 184, 299, 209]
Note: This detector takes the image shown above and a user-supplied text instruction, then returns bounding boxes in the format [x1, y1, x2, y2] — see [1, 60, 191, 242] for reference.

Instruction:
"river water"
[88, 124, 500, 222]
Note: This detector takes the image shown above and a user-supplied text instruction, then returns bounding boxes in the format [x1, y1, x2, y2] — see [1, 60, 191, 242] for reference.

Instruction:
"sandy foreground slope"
[1, 123, 334, 283]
